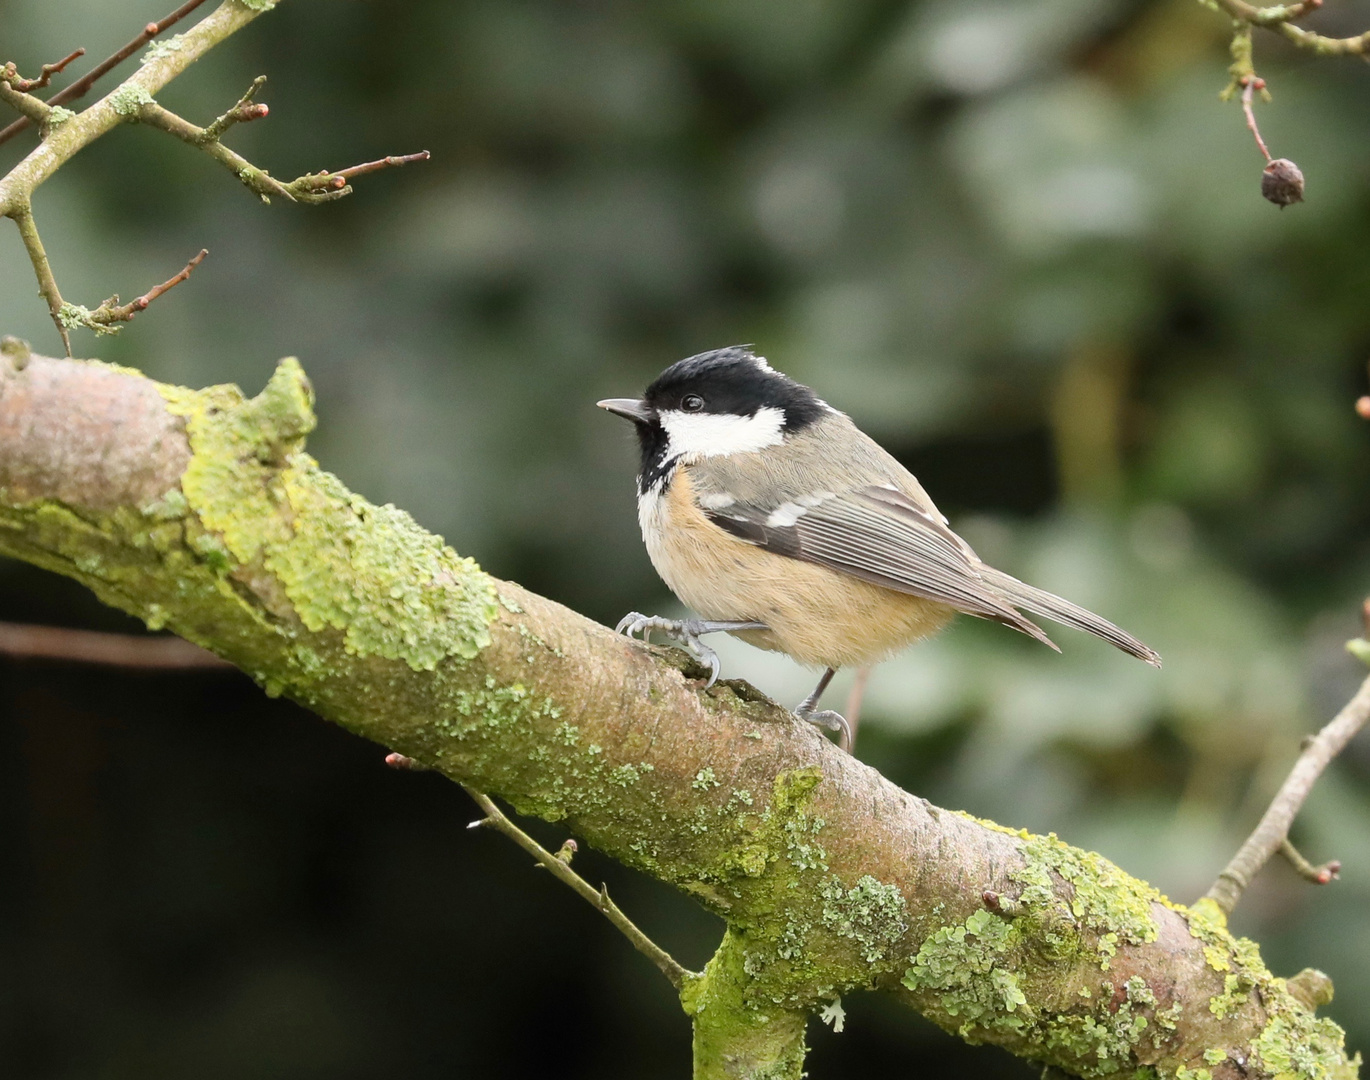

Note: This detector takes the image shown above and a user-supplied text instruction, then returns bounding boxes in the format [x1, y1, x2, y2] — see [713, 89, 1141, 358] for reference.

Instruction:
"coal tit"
[599, 347, 1160, 750]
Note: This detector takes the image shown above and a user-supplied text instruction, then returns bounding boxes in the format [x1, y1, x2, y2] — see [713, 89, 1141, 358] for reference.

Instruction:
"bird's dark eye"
[682, 394, 705, 413]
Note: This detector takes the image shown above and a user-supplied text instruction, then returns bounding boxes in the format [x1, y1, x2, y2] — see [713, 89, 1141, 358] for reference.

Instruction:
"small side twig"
[5, 49, 85, 94]
[135, 99, 428, 205]
[1211, 0, 1370, 55]
[0, 0, 211, 147]
[201, 76, 269, 142]
[1240, 79, 1272, 162]
[461, 784, 695, 990]
[330, 153, 433, 182]
[79, 248, 208, 329]
[0, 621, 231, 669]
[0, 66, 56, 126]
[1204, 609, 1370, 914]
[1278, 838, 1340, 885]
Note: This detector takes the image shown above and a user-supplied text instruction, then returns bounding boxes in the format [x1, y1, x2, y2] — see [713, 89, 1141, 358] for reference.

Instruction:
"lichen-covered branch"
[0, 345, 1357, 1080]
[1211, 0, 1370, 56]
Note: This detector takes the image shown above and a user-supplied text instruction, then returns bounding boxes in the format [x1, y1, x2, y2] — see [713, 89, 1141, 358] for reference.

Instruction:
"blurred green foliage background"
[2, 0, 1370, 1076]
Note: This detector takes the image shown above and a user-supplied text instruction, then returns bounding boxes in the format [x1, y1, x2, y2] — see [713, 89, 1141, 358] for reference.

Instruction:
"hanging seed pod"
[1262, 158, 1305, 207]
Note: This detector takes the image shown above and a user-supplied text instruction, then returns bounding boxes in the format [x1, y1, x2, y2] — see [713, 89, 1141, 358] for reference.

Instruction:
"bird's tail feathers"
[979, 566, 1162, 668]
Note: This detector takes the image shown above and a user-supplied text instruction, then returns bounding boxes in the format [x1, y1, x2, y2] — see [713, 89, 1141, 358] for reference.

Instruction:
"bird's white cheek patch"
[659, 406, 786, 459]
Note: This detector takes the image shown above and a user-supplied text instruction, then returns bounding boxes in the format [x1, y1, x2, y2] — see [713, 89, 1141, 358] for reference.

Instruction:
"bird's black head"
[598, 347, 828, 492]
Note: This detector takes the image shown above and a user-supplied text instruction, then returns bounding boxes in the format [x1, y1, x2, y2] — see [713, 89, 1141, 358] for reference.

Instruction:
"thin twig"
[201, 76, 269, 142]
[5, 49, 86, 94]
[0, 621, 231, 669]
[136, 100, 429, 205]
[1241, 79, 1273, 161]
[0, 0, 212, 147]
[331, 151, 432, 181]
[1204, 666, 1370, 914]
[0, 67, 55, 125]
[11, 203, 70, 355]
[82, 248, 208, 327]
[461, 784, 695, 990]
[1278, 838, 1340, 885]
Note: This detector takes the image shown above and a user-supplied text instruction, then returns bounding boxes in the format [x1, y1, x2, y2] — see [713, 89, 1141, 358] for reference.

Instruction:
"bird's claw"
[796, 706, 852, 753]
[614, 613, 722, 687]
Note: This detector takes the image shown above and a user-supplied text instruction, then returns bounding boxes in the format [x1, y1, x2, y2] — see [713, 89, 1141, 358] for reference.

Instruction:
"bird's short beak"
[597, 398, 651, 423]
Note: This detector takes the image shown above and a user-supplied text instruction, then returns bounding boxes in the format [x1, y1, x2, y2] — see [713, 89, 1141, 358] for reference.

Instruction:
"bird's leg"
[614, 613, 768, 688]
[794, 667, 852, 752]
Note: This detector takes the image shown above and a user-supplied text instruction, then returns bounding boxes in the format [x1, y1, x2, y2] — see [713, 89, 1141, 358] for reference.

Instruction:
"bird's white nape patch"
[658, 406, 786, 459]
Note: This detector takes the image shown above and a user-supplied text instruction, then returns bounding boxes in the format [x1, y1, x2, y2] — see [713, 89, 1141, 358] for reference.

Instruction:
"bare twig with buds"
[5, 50, 85, 94]
[1203, 599, 1370, 914]
[462, 785, 694, 989]
[383, 751, 692, 987]
[0, 0, 211, 147]
[57, 249, 209, 338]
[0, 1, 428, 354]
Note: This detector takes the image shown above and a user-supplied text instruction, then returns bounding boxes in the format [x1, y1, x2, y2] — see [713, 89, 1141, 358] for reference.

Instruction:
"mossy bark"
[0, 347, 1357, 1080]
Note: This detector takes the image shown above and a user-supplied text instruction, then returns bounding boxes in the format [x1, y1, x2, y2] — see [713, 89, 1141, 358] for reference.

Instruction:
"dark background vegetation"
[3, 0, 1370, 1076]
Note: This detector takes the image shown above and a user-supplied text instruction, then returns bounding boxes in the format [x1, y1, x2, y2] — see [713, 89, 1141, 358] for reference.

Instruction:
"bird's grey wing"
[704, 484, 1057, 647]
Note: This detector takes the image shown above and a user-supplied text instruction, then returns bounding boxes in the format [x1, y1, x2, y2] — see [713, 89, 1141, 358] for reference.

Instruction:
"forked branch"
[1212, 0, 1370, 55]
[1, 0, 428, 353]
[1204, 622, 1370, 914]
[135, 98, 428, 205]
[0, 0, 212, 147]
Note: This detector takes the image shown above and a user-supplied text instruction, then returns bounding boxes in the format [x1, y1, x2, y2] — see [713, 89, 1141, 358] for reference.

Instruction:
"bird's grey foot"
[614, 614, 767, 688]
[794, 667, 852, 752]
[795, 704, 852, 753]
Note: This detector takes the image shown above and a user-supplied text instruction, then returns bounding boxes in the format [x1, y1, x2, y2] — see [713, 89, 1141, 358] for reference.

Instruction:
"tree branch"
[1, 50, 85, 95]
[0, 346, 1355, 1080]
[134, 99, 428, 205]
[1, 0, 426, 354]
[0, 0, 213, 148]
[0, 620, 231, 668]
[1204, 666, 1370, 915]
[460, 783, 695, 990]
[1212, 0, 1370, 55]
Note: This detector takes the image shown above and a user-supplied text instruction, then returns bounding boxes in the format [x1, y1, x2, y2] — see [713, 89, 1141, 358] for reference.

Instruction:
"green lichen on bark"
[902, 908, 1030, 1031]
[158, 358, 499, 673]
[684, 931, 809, 1080]
[1015, 832, 1160, 962]
[819, 874, 908, 964]
[108, 84, 154, 116]
[895, 832, 1238, 1077]
[1183, 899, 1357, 1080]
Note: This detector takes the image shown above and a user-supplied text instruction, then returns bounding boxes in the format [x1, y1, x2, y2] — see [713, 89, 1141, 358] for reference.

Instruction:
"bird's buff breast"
[638, 468, 954, 669]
